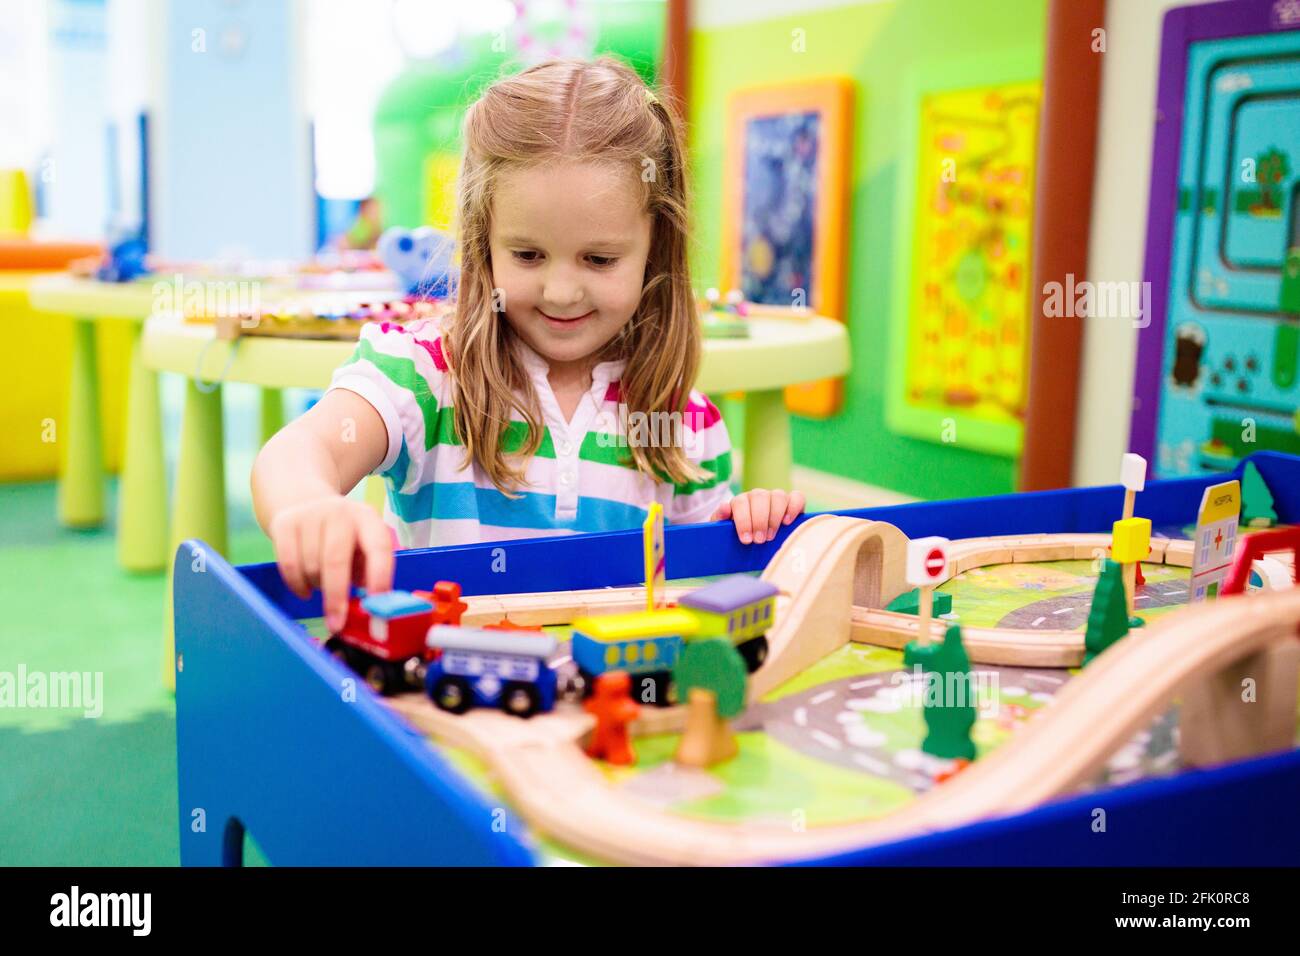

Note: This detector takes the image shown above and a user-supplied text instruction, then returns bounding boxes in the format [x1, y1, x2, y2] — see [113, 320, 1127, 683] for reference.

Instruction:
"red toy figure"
[584, 673, 640, 766]
[414, 580, 467, 626]
[1107, 546, 1148, 587]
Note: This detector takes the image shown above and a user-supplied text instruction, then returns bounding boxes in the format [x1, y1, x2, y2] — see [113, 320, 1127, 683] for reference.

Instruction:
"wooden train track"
[384, 517, 1300, 865]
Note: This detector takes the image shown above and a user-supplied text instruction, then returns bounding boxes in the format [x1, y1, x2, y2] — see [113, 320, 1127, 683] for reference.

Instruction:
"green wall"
[689, 0, 1049, 500]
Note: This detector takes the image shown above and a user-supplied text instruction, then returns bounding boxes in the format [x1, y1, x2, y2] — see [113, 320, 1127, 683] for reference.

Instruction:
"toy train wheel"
[323, 637, 351, 665]
[501, 682, 541, 718]
[738, 636, 769, 673]
[364, 661, 401, 696]
[430, 676, 473, 714]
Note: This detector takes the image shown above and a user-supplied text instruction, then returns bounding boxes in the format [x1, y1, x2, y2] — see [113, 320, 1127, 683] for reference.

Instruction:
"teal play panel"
[1154, 27, 1300, 477]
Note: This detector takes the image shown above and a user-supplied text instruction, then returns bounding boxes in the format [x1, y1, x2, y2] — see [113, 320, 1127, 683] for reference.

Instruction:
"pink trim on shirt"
[377, 322, 448, 372]
[683, 394, 722, 431]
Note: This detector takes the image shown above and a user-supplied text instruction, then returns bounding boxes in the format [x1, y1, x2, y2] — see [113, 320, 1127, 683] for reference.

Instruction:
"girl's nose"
[542, 267, 585, 308]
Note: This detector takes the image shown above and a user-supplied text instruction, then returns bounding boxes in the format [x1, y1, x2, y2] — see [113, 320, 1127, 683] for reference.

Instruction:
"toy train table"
[175, 452, 1300, 866]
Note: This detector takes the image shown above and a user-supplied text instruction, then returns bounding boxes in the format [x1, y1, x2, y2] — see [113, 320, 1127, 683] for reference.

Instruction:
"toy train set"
[325, 574, 780, 717]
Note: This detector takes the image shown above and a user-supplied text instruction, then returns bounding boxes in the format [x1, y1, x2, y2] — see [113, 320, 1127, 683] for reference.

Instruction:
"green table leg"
[164, 379, 227, 689]
[117, 322, 168, 572]
[58, 318, 105, 527]
[742, 389, 793, 492]
[260, 387, 285, 445]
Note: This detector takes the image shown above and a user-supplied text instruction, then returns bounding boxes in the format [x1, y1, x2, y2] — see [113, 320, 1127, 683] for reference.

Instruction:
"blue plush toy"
[96, 234, 150, 283]
[377, 226, 456, 298]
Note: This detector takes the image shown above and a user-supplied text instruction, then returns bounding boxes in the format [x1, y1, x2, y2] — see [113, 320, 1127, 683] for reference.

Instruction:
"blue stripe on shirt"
[387, 479, 650, 532]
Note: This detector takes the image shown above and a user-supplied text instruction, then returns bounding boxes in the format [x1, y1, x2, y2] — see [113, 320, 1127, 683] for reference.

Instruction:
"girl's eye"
[587, 255, 618, 267]
[512, 250, 542, 263]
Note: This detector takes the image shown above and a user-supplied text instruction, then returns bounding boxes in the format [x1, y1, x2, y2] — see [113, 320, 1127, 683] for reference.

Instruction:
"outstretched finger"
[320, 519, 356, 633]
[357, 511, 396, 596]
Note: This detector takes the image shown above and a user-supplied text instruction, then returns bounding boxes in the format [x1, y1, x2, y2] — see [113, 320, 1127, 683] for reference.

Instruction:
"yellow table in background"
[141, 310, 850, 687]
[27, 276, 171, 573]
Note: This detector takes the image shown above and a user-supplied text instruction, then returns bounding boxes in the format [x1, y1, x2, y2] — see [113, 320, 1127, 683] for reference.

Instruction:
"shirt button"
[560, 472, 574, 486]
[560, 441, 573, 456]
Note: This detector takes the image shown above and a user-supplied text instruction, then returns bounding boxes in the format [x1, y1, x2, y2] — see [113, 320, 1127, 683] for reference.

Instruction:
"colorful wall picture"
[887, 68, 1041, 457]
[720, 78, 853, 418]
[1131, 7, 1300, 478]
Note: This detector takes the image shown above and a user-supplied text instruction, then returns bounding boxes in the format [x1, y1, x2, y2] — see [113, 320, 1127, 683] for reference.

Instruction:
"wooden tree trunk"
[675, 688, 738, 768]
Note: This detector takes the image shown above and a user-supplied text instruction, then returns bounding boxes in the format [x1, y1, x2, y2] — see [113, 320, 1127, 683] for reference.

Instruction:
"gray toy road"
[997, 578, 1190, 630]
[737, 663, 1180, 793]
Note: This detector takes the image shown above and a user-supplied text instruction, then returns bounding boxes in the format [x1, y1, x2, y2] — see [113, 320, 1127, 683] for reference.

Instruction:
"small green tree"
[1242, 461, 1277, 527]
[675, 638, 748, 719]
[1085, 559, 1130, 664]
[904, 624, 977, 760]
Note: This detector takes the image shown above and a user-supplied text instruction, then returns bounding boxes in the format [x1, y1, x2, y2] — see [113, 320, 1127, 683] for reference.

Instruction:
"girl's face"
[489, 160, 652, 380]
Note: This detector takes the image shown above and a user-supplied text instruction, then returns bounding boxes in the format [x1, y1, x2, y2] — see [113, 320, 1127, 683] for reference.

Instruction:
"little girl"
[252, 57, 805, 632]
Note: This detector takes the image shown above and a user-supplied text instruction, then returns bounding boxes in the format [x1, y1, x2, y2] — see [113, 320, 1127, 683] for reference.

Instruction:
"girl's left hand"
[711, 489, 806, 545]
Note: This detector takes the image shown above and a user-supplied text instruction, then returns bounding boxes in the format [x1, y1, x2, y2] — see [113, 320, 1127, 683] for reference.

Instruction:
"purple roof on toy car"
[678, 575, 778, 613]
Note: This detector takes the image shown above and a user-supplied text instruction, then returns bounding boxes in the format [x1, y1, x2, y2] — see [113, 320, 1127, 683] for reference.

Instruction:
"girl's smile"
[539, 308, 596, 327]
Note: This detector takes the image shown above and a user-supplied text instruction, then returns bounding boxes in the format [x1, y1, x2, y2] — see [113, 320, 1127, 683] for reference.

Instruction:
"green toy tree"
[1242, 461, 1278, 527]
[673, 637, 748, 767]
[1085, 559, 1130, 664]
[903, 624, 977, 761]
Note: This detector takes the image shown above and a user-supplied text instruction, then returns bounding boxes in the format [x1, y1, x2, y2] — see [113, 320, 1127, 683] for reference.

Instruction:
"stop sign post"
[906, 536, 950, 647]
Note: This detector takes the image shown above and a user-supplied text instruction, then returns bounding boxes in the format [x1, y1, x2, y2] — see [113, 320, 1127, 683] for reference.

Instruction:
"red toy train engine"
[324, 581, 467, 695]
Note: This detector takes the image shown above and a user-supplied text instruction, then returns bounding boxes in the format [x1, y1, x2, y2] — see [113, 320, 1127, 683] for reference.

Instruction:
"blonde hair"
[445, 56, 706, 495]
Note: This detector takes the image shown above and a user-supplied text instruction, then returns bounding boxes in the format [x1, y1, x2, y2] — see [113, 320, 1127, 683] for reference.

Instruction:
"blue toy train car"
[424, 625, 558, 718]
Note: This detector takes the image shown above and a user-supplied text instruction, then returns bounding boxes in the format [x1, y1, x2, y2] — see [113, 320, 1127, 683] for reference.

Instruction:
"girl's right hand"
[268, 496, 396, 634]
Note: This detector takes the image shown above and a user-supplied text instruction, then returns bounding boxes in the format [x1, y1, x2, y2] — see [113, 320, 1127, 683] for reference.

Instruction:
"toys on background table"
[195, 293, 448, 341]
[699, 287, 751, 339]
[324, 581, 465, 694]
[377, 226, 456, 298]
[903, 623, 977, 762]
[584, 673, 640, 765]
[69, 232, 150, 282]
[1190, 479, 1241, 602]
[672, 637, 749, 768]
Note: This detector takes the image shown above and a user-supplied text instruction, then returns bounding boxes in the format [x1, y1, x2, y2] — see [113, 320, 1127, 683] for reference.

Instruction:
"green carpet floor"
[0, 479, 273, 866]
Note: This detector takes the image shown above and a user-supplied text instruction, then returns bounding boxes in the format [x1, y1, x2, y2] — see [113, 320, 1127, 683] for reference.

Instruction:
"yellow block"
[572, 608, 700, 642]
[1112, 517, 1152, 564]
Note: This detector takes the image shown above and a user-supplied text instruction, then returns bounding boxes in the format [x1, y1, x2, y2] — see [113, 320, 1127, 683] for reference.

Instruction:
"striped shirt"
[327, 319, 735, 548]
